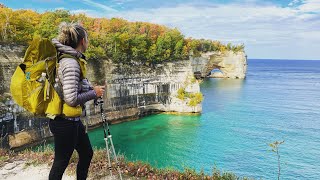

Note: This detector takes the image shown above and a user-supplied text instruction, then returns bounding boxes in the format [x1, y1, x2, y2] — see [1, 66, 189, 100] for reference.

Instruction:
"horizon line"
[248, 58, 320, 61]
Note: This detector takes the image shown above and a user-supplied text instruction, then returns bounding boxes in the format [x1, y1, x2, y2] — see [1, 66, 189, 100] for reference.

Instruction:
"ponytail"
[57, 22, 87, 48]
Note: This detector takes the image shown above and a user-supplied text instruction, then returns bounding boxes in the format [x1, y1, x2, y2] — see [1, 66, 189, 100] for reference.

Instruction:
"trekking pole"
[84, 103, 89, 133]
[95, 97, 123, 180]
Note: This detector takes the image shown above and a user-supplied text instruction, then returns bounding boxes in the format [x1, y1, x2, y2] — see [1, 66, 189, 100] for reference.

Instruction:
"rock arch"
[191, 51, 247, 79]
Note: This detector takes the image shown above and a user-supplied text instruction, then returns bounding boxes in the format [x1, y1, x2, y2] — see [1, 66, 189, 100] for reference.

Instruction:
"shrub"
[177, 88, 185, 100]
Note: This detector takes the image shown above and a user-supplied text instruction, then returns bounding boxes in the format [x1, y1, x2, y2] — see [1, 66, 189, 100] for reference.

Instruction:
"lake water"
[88, 59, 320, 179]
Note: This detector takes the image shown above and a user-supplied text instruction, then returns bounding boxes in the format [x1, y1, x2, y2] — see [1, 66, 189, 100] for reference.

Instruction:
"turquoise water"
[88, 59, 320, 179]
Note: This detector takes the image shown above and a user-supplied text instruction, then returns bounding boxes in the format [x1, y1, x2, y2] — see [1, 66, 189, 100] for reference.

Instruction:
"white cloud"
[75, 1, 320, 59]
[70, 9, 103, 18]
[289, 0, 302, 6]
[82, 0, 118, 12]
[298, 0, 320, 12]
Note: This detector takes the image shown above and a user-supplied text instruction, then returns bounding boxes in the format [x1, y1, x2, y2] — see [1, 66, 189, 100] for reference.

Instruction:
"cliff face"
[191, 51, 247, 79]
[86, 59, 202, 121]
[0, 44, 25, 93]
[0, 44, 201, 149]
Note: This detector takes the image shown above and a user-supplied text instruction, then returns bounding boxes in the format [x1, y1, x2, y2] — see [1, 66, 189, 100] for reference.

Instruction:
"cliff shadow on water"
[201, 78, 245, 111]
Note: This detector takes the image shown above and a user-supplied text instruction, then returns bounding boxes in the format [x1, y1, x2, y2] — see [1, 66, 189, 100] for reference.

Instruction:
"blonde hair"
[57, 22, 88, 48]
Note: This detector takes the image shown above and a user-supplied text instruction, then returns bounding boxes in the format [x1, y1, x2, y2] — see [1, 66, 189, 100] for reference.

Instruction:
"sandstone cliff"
[0, 43, 26, 94]
[85, 59, 202, 121]
[191, 51, 247, 79]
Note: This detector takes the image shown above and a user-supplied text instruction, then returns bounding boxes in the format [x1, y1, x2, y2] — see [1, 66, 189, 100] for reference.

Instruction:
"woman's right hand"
[94, 86, 105, 97]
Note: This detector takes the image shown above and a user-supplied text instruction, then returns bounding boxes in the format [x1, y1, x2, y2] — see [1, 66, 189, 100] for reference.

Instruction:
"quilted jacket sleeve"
[58, 58, 97, 107]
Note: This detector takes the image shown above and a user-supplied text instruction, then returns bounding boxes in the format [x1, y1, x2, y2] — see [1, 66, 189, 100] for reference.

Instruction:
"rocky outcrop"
[166, 80, 201, 113]
[8, 130, 38, 148]
[191, 51, 247, 79]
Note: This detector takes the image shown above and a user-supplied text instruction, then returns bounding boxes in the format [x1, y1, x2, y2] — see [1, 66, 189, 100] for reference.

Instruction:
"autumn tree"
[0, 7, 14, 42]
[35, 10, 71, 39]
[0, 6, 244, 63]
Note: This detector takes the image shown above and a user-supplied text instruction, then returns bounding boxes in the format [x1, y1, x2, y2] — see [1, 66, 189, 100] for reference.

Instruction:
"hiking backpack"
[10, 37, 84, 118]
[10, 37, 61, 117]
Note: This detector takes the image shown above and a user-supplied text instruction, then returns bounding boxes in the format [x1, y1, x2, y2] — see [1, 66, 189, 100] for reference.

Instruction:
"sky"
[1, 0, 320, 60]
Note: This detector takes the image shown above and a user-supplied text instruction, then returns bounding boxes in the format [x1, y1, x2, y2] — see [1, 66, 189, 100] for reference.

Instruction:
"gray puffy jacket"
[52, 39, 97, 108]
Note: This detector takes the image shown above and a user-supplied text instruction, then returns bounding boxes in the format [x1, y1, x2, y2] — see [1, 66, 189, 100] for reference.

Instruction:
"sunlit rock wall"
[191, 51, 247, 79]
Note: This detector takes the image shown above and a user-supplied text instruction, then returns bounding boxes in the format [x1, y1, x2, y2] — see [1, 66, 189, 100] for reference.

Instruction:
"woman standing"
[50, 22, 105, 180]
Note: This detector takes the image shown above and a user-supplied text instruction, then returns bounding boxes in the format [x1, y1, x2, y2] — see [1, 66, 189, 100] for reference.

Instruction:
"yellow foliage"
[188, 92, 203, 107]
[177, 88, 185, 100]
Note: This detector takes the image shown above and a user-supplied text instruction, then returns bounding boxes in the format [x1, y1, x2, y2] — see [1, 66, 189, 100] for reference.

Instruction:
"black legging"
[49, 116, 93, 180]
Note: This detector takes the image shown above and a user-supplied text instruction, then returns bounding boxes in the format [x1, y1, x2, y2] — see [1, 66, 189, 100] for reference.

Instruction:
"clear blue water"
[88, 59, 320, 179]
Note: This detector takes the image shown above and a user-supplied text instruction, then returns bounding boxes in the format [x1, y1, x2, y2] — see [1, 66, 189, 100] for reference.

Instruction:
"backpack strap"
[56, 54, 87, 118]
[58, 54, 87, 79]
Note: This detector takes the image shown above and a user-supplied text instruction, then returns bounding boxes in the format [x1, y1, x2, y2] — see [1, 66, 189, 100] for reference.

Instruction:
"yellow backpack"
[10, 37, 85, 118]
